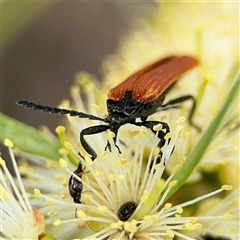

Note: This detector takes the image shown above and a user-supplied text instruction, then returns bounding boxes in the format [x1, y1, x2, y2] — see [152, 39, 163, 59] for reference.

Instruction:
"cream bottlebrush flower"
[18, 79, 234, 240]
[0, 139, 55, 240]
[102, 1, 239, 182]
[4, 70, 238, 239]
[2, 2, 239, 239]
[10, 142, 92, 238]
[188, 188, 239, 239]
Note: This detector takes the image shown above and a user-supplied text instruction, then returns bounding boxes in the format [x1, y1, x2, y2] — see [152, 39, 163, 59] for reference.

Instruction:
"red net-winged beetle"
[17, 56, 200, 203]
[17, 55, 200, 162]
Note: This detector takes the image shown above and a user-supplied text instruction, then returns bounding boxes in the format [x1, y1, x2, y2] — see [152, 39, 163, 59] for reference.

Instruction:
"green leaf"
[0, 112, 61, 160]
[164, 69, 240, 201]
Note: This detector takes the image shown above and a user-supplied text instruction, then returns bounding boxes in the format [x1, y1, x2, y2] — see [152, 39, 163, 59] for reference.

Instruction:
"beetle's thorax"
[106, 91, 166, 124]
[106, 91, 143, 124]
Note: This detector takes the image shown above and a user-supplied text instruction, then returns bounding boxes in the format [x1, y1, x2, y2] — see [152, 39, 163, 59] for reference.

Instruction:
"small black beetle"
[117, 201, 137, 221]
[68, 162, 84, 204]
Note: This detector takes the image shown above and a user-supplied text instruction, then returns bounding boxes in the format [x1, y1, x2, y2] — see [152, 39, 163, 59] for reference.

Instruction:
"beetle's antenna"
[16, 100, 108, 123]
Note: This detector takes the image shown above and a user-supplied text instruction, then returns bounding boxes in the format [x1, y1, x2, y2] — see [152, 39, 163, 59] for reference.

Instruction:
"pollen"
[46, 198, 55, 203]
[221, 185, 233, 191]
[167, 229, 175, 238]
[55, 174, 63, 181]
[34, 188, 41, 198]
[189, 217, 198, 223]
[59, 99, 70, 109]
[47, 210, 56, 217]
[118, 175, 124, 181]
[91, 104, 100, 112]
[108, 131, 115, 143]
[176, 125, 184, 132]
[161, 115, 168, 121]
[61, 192, 68, 199]
[77, 210, 87, 219]
[217, 229, 225, 235]
[123, 221, 130, 231]
[77, 72, 94, 92]
[154, 147, 160, 157]
[110, 174, 117, 181]
[98, 205, 108, 213]
[193, 223, 202, 230]
[85, 155, 93, 165]
[154, 163, 162, 170]
[0, 186, 10, 200]
[164, 132, 172, 140]
[144, 214, 157, 222]
[4, 138, 13, 148]
[169, 180, 177, 187]
[175, 214, 181, 219]
[62, 178, 68, 187]
[176, 116, 186, 123]
[64, 141, 73, 150]
[141, 190, 149, 201]
[59, 148, 68, 155]
[95, 169, 103, 177]
[173, 164, 181, 173]
[77, 222, 87, 229]
[55, 125, 66, 134]
[153, 123, 162, 131]
[59, 158, 68, 168]
[176, 206, 183, 214]
[70, 84, 80, 98]
[83, 194, 93, 201]
[223, 214, 232, 220]
[114, 159, 129, 167]
[46, 161, 55, 168]
[0, 158, 6, 167]
[232, 197, 238, 205]
[164, 203, 172, 210]
[130, 219, 138, 233]
[230, 226, 237, 233]
[111, 221, 123, 229]
[101, 151, 108, 158]
[123, 219, 138, 233]
[53, 219, 62, 226]
[184, 222, 194, 230]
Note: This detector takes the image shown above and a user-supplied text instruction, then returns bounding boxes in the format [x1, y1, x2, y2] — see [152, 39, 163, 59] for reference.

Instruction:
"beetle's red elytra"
[108, 56, 198, 103]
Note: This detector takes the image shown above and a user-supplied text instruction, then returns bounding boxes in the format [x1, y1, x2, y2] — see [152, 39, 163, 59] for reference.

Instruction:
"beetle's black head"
[106, 92, 143, 124]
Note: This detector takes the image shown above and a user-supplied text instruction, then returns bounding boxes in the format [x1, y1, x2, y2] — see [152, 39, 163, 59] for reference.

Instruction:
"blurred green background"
[1, 2, 154, 157]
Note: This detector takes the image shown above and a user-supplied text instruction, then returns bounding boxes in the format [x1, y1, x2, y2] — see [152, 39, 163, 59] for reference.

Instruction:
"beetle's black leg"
[104, 140, 112, 152]
[80, 125, 110, 161]
[134, 121, 170, 165]
[104, 127, 122, 154]
[141, 121, 170, 147]
[161, 95, 201, 132]
[112, 132, 122, 154]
